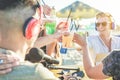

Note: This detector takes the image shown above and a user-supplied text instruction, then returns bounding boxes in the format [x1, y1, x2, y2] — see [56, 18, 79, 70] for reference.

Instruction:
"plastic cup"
[44, 22, 56, 35]
[62, 32, 74, 48]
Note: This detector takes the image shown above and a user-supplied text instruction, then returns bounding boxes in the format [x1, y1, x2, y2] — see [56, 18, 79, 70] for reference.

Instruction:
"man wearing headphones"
[0, 0, 59, 80]
[73, 12, 120, 79]
[87, 12, 120, 65]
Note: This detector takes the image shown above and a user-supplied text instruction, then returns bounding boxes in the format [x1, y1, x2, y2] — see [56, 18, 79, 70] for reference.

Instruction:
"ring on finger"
[0, 59, 4, 64]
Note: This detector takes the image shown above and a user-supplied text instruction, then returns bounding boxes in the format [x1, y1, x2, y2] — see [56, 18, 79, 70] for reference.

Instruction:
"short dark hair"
[0, 0, 40, 30]
[0, 0, 37, 10]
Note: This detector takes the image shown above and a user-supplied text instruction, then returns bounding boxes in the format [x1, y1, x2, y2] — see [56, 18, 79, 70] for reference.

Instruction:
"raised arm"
[73, 33, 108, 79]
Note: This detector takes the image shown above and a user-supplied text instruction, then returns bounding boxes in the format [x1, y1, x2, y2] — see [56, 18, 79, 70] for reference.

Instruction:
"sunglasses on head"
[96, 22, 111, 27]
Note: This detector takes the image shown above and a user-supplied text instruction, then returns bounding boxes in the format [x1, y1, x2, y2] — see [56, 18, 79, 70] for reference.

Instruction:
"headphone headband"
[23, 0, 43, 39]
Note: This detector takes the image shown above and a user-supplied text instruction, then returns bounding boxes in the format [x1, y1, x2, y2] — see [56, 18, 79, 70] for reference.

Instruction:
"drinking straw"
[66, 8, 72, 24]
[41, 0, 47, 18]
[64, 8, 72, 30]
[41, 0, 45, 5]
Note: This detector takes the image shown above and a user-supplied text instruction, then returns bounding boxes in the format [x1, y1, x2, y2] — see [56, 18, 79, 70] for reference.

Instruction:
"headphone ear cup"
[95, 23, 97, 30]
[111, 22, 115, 30]
[95, 27, 97, 30]
[23, 17, 40, 39]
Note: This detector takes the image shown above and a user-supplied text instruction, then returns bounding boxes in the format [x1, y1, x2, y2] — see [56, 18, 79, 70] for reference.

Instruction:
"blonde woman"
[73, 12, 120, 80]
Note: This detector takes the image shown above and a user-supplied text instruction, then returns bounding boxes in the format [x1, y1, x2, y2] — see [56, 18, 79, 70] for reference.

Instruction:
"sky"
[42, 0, 120, 24]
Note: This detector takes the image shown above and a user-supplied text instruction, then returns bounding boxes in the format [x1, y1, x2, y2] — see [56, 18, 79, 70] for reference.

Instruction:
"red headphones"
[23, 1, 43, 39]
[23, 17, 40, 39]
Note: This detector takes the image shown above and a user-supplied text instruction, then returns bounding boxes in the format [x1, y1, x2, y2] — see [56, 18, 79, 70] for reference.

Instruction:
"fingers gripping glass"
[96, 22, 111, 27]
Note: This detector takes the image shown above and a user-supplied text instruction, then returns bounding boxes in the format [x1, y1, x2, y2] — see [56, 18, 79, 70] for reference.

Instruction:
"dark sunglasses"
[96, 22, 111, 27]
